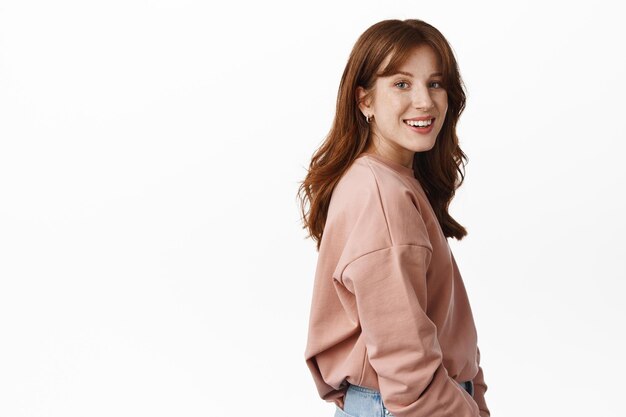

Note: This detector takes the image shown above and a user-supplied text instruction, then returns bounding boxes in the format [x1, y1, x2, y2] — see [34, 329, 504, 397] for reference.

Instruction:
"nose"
[411, 85, 434, 110]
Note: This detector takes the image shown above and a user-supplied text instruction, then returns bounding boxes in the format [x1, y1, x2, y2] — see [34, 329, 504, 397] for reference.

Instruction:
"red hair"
[297, 19, 470, 250]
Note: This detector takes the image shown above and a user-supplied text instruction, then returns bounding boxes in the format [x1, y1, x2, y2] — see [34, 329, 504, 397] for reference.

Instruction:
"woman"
[297, 19, 490, 417]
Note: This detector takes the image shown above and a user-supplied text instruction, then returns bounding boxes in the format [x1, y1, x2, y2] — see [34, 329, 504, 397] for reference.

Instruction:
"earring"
[366, 114, 373, 124]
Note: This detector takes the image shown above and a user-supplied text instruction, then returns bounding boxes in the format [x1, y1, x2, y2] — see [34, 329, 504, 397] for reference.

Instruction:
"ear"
[356, 86, 372, 117]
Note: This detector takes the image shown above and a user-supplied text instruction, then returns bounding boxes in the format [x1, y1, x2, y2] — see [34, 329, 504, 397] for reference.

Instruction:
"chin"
[413, 140, 437, 153]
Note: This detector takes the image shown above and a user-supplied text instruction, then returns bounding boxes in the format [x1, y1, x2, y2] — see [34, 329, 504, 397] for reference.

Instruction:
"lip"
[403, 118, 435, 134]
[403, 116, 435, 121]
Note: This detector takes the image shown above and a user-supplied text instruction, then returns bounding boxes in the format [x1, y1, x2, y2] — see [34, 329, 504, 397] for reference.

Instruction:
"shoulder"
[331, 156, 417, 214]
[327, 156, 430, 249]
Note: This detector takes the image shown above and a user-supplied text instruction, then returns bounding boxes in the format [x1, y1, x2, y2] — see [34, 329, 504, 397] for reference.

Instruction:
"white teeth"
[404, 119, 433, 127]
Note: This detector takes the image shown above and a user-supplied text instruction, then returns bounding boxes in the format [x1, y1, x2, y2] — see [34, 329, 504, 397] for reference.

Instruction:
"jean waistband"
[348, 379, 474, 398]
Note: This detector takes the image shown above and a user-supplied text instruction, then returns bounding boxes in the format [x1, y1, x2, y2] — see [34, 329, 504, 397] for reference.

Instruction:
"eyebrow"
[394, 71, 443, 77]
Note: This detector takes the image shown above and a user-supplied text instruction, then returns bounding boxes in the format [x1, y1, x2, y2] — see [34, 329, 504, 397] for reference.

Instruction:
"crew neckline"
[359, 152, 415, 178]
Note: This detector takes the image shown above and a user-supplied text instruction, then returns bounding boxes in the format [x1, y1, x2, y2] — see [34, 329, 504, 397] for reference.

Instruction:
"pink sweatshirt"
[304, 152, 490, 417]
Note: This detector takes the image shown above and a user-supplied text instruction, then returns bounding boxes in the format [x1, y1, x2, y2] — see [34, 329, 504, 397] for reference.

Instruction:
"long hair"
[297, 19, 469, 251]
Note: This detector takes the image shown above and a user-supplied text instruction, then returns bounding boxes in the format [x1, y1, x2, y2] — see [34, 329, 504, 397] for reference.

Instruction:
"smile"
[403, 118, 435, 134]
[403, 118, 434, 127]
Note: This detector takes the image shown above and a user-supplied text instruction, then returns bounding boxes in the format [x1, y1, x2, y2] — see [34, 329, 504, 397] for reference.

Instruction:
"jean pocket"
[381, 403, 396, 417]
[334, 405, 358, 417]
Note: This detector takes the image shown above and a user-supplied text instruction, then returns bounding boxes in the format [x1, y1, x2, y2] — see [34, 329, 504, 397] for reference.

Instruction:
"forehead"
[378, 44, 442, 77]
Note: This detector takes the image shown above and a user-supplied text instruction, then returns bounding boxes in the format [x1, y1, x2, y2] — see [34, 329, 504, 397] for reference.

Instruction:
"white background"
[1, 0, 625, 416]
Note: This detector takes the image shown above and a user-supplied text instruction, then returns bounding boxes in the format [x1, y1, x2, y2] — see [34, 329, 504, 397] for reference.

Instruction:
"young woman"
[297, 19, 490, 417]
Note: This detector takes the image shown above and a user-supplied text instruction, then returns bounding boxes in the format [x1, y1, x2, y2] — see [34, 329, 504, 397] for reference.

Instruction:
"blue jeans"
[334, 380, 474, 417]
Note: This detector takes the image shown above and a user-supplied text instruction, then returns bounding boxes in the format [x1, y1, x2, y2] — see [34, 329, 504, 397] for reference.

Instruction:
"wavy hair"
[297, 19, 470, 251]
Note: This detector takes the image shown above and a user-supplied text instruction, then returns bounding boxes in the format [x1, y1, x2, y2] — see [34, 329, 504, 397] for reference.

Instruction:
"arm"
[472, 346, 490, 417]
[339, 245, 480, 417]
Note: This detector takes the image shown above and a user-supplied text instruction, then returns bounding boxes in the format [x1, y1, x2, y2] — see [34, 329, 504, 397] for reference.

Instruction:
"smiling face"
[357, 44, 448, 168]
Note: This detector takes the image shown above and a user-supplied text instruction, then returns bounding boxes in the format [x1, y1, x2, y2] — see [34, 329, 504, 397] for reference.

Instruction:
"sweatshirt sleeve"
[472, 346, 490, 417]
[339, 244, 481, 417]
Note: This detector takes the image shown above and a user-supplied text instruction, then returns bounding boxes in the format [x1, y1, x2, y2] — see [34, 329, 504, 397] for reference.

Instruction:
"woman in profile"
[297, 19, 491, 417]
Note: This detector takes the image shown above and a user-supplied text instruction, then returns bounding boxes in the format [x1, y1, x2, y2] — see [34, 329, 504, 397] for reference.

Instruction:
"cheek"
[376, 94, 406, 115]
[433, 97, 448, 118]
[439, 93, 449, 111]
[377, 89, 402, 103]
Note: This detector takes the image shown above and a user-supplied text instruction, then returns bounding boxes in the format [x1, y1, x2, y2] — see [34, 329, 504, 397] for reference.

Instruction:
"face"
[357, 44, 448, 168]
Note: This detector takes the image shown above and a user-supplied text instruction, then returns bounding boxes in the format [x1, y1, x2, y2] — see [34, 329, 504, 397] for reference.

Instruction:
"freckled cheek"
[385, 96, 409, 112]
[438, 93, 448, 109]
[435, 96, 448, 116]
[375, 97, 405, 119]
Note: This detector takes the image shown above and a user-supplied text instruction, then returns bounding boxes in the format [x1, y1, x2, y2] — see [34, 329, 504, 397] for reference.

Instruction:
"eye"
[394, 81, 410, 89]
[430, 81, 444, 89]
